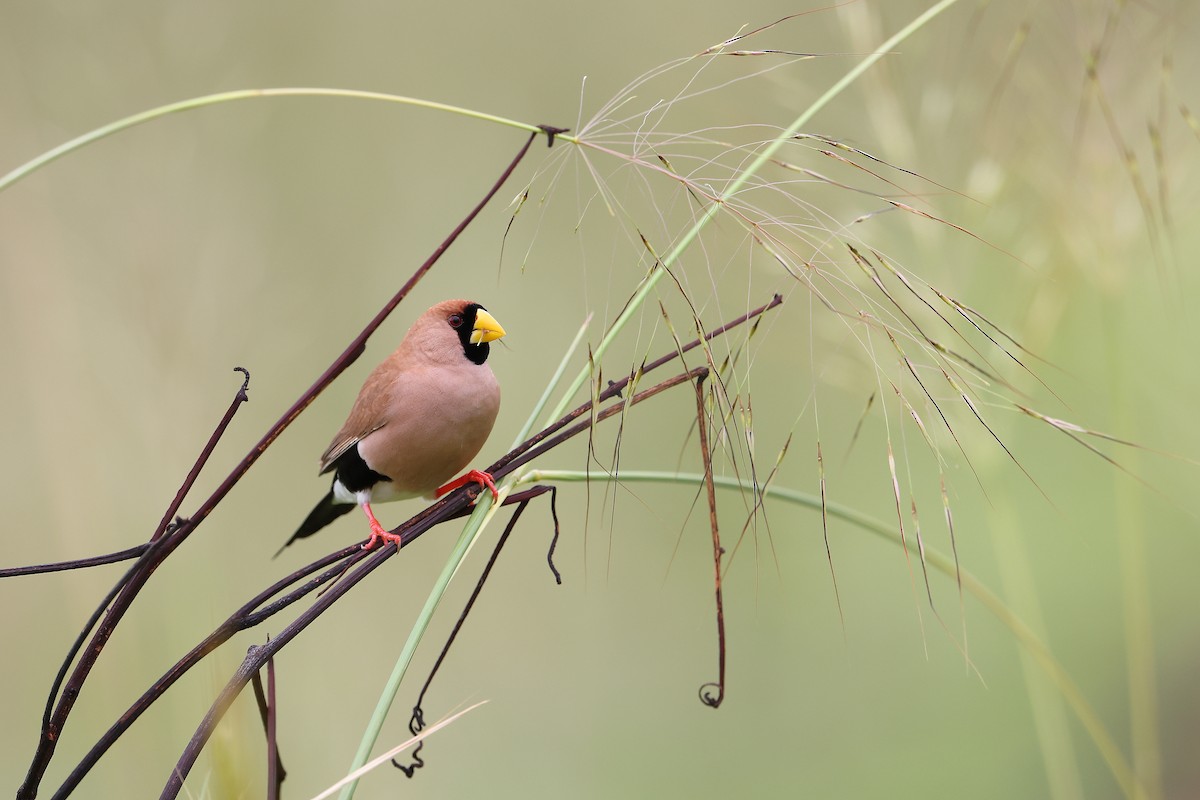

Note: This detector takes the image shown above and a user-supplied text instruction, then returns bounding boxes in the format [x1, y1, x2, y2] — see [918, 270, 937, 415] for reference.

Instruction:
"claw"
[360, 502, 402, 550]
[435, 469, 499, 502]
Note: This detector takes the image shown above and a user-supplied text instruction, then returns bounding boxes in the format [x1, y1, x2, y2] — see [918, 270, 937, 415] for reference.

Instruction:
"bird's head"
[416, 299, 506, 366]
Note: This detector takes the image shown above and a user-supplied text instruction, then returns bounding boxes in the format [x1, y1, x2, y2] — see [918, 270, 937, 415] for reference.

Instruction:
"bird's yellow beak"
[470, 309, 506, 344]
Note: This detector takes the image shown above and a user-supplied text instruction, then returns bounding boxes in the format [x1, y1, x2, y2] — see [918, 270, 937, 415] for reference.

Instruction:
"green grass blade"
[337, 484, 510, 800]
[512, 313, 593, 448]
[0, 88, 553, 194]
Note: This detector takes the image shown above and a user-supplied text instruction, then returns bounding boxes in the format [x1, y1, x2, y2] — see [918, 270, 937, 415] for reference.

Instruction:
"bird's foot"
[362, 526, 403, 550]
[435, 469, 499, 502]
[360, 503, 402, 550]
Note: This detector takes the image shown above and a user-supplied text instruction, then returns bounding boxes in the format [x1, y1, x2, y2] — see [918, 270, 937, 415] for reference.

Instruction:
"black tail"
[276, 489, 355, 557]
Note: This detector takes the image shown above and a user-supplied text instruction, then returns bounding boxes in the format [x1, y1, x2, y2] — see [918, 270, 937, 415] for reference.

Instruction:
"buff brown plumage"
[279, 300, 505, 554]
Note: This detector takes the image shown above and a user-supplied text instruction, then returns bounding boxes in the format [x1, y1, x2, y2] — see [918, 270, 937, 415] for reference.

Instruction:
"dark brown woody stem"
[693, 374, 726, 708]
[160, 366, 707, 799]
[20, 129, 542, 800]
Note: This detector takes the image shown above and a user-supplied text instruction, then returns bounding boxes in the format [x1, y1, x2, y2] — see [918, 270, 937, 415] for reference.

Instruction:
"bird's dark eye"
[448, 313, 464, 328]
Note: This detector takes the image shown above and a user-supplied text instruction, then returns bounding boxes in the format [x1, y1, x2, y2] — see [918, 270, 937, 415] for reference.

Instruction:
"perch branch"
[161, 366, 708, 799]
[20, 129, 542, 800]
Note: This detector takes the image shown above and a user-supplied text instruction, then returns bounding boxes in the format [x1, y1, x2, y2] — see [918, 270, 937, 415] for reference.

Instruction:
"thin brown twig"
[394, 490, 548, 777]
[25, 366, 251, 792]
[48, 545, 364, 799]
[0, 545, 150, 578]
[267, 651, 282, 800]
[152, 286, 773, 796]
[18, 128, 543, 800]
[249, 647, 286, 799]
[155, 367, 252, 543]
[26, 368, 252, 751]
[160, 365, 709, 799]
[693, 375, 726, 708]
[58, 289, 771, 798]
[490, 294, 783, 482]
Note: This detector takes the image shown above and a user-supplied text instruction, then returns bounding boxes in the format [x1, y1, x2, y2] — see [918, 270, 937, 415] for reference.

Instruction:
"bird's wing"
[318, 422, 385, 474]
[318, 360, 399, 474]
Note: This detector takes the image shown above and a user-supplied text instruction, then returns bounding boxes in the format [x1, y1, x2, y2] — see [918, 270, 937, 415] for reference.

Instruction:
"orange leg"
[360, 502, 403, 550]
[434, 469, 499, 502]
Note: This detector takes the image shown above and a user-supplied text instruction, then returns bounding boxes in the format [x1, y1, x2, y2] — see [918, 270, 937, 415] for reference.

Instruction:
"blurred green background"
[2, 2, 1198, 798]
